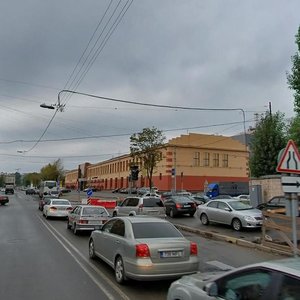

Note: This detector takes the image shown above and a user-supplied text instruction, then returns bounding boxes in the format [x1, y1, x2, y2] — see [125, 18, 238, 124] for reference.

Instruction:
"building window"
[213, 153, 219, 167]
[203, 152, 210, 167]
[222, 154, 229, 167]
[194, 152, 200, 166]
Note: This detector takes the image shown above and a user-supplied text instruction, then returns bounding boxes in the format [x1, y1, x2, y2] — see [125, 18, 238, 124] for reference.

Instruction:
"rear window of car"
[82, 207, 108, 216]
[143, 198, 164, 207]
[172, 196, 194, 203]
[52, 200, 70, 205]
[132, 222, 183, 238]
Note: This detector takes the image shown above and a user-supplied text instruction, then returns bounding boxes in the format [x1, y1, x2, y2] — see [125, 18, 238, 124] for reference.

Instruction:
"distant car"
[0, 195, 9, 205]
[0, 188, 5, 192]
[196, 199, 263, 231]
[211, 194, 234, 200]
[49, 190, 62, 197]
[235, 194, 250, 200]
[43, 198, 73, 219]
[61, 187, 71, 193]
[191, 194, 210, 206]
[5, 187, 14, 194]
[89, 217, 199, 284]
[25, 188, 36, 195]
[112, 196, 165, 218]
[167, 257, 300, 300]
[164, 196, 197, 218]
[67, 205, 110, 234]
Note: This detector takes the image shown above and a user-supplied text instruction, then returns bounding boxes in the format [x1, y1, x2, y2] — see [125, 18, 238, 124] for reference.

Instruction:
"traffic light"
[130, 165, 139, 181]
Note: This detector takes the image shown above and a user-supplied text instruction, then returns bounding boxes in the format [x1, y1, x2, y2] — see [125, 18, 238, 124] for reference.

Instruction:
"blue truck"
[206, 182, 249, 198]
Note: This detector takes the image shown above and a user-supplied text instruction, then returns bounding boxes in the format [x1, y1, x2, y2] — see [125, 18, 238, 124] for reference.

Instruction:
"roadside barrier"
[81, 197, 117, 209]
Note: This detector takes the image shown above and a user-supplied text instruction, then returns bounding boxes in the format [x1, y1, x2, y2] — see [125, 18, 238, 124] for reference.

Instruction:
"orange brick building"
[65, 133, 249, 192]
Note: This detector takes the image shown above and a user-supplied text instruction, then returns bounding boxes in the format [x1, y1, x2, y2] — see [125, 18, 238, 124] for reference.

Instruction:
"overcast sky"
[0, 0, 299, 174]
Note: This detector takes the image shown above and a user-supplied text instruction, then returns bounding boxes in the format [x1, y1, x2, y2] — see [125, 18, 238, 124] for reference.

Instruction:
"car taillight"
[50, 206, 57, 211]
[190, 242, 198, 256]
[176, 203, 182, 208]
[138, 204, 143, 212]
[66, 207, 73, 211]
[78, 219, 88, 224]
[136, 244, 150, 257]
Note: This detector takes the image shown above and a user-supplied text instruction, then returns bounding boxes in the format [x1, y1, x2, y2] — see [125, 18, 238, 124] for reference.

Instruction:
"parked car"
[196, 199, 263, 231]
[191, 194, 210, 205]
[25, 188, 36, 195]
[67, 205, 110, 234]
[211, 194, 234, 200]
[112, 196, 165, 218]
[0, 195, 9, 205]
[167, 257, 300, 300]
[235, 194, 250, 200]
[61, 187, 71, 193]
[89, 217, 199, 284]
[49, 190, 62, 197]
[43, 198, 73, 219]
[164, 196, 197, 218]
[257, 195, 287, 214]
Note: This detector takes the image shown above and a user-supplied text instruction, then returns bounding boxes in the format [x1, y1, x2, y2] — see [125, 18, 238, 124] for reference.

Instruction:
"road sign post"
[277, 140, 300, 257]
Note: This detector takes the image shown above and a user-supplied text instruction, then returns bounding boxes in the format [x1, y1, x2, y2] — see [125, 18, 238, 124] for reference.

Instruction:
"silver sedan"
[89, 217, 199, 284]
[196, 199, 263, 231]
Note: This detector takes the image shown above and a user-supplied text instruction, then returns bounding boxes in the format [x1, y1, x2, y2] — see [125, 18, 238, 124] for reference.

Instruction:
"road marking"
[206, 260, 234, 271]
[38, 215, 130, 300]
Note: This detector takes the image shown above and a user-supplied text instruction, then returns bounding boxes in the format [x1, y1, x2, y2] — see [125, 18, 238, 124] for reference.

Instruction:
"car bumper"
[175, 208, 196, 215]
[124, 257, 199, 281]
[241, 219, 262, 228]
[47, 211, 70, 218]
[0, 200, 9, 204]
[75, 224, 103, 231]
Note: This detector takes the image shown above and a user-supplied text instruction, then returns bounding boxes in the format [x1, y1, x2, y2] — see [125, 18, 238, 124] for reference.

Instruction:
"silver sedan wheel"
[232, 218, 242, 231]
[200, 213, 209, 225]
[115, 256, 126, 284]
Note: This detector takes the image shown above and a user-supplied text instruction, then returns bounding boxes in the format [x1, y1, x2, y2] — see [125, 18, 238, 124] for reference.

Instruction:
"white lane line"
[38, 215, 130, 300]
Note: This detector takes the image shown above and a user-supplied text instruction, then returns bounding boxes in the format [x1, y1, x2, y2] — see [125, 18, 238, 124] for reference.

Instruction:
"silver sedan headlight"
[244, 216, 256, 222]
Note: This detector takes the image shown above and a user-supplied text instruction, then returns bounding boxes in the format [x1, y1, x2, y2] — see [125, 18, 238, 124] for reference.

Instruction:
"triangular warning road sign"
[277, 140, 300, 174]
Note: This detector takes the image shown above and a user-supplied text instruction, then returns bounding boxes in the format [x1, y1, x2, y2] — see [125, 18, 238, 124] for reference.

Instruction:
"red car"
[0, 195, 9, 205]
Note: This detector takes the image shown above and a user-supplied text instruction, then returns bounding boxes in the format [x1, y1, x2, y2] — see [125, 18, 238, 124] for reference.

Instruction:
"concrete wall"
[250, 175, 283, 202]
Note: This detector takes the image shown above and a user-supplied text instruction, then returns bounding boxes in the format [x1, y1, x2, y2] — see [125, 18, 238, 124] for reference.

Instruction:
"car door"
[69, 206, 80, 227]
[215, 267, 274, 300]
[117, 198, 129, 216]
[95, 219, 125, 265]
[205, 201, 219, 222]
[214, 201, 232, 225]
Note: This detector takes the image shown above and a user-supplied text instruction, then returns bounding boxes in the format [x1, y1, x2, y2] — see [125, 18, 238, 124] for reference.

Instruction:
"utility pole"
[268, 101, 272, 115]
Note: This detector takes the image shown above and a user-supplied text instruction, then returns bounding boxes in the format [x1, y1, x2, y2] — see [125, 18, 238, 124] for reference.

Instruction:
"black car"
[256, 196, 286, 212]
[164, 195, 197, 218]
[26, 188, 36, 195]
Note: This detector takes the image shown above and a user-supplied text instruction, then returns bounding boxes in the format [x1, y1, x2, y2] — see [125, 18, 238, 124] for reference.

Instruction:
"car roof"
[75, 205, 106, 209]
[113, 216, 169, 224]
[247, 258, 300, 277]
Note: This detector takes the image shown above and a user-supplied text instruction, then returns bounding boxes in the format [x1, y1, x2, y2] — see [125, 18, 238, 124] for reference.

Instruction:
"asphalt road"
[0, 191, 285, 300]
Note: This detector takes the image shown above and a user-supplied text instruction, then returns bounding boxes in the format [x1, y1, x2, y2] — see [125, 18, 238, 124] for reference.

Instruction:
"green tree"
[23, 172, 41, 187]
[250, 112, 287, 177]
[287, 115, 300, 147]
[40, 159, 64, 182]
[287, 26, 300, 113]
[130, 127, 166, 189]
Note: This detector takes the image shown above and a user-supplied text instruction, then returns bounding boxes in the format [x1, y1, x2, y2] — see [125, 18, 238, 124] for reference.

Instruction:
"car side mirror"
[204, 282, 218, 297]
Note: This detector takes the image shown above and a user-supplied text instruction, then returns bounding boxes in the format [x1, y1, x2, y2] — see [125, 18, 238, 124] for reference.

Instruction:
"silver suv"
[112, 196, 166, 218]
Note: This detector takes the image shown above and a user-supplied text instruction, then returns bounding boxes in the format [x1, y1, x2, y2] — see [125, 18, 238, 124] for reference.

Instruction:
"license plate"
[183, 205, 191, 208]
[160, 251, 183, 258]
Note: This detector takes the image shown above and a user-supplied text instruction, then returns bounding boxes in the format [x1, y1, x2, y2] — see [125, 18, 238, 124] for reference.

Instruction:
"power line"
[0, 119, 254, 144]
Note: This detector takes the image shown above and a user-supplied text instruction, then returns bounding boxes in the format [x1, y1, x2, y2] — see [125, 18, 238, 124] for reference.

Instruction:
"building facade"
[65, 133, 249, 192]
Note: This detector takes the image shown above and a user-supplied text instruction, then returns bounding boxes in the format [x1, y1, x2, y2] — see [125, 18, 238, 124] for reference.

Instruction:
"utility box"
[250, 185, 262, 207]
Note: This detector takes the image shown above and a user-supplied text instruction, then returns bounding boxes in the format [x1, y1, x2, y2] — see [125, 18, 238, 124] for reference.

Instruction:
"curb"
[174, 224, 292, 257]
